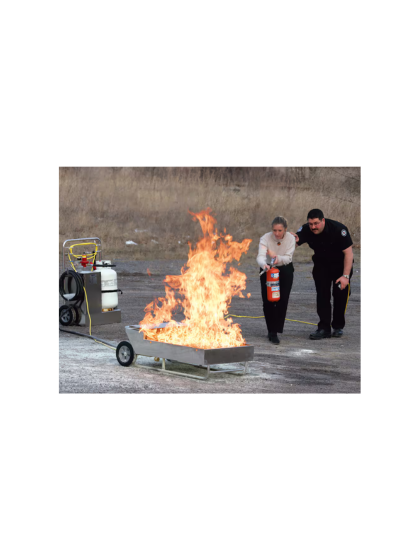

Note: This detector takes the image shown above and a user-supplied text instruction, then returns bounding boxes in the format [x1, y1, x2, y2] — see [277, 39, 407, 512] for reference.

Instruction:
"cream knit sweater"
[256, 231, 296, 268]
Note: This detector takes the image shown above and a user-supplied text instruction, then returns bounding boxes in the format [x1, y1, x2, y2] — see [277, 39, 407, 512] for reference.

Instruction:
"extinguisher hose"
[59, 328, 117, 350]
[59, 269, 84, 303]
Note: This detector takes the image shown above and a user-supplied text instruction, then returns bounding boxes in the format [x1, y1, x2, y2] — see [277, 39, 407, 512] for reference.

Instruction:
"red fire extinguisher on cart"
[266, 258, 280, 301]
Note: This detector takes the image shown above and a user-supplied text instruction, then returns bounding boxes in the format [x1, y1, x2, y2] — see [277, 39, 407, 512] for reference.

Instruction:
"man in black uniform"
[292, 209, 354, 339]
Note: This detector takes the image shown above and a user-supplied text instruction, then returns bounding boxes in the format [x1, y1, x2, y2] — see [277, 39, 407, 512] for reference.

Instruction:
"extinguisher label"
[270, 272, 279, 279]
[272, 286, 280, 292]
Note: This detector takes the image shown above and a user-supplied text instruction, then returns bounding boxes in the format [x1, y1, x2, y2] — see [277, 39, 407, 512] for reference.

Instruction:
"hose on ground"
[59, 328, 117, 350]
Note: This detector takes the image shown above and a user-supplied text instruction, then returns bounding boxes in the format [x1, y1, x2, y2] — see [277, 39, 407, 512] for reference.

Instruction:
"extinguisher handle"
[259, 264, 270, 276]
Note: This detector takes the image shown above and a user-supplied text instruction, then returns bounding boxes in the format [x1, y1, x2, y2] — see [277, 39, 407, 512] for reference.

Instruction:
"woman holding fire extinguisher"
[257, 216, 296, 344]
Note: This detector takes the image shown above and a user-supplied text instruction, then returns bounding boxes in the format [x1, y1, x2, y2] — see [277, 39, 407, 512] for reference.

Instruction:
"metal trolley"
[59, 237, 121, 327]
[116, 323, 254, 381]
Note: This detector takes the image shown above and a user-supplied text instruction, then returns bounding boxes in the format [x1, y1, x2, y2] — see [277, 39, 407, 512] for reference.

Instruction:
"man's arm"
[335, 246, 353, 290]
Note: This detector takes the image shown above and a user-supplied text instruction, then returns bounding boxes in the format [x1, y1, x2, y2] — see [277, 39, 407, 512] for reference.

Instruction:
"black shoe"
[309, 329, 331, 340]
[332, 329, 343, 338]
[268, 333, 280, 344]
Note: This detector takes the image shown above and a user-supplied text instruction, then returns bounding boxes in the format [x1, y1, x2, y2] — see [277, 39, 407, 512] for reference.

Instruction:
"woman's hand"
[266, 250, 279, 266]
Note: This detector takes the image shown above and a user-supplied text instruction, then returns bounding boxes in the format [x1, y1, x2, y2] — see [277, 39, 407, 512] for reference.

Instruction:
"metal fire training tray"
[125, 325, 254, 380]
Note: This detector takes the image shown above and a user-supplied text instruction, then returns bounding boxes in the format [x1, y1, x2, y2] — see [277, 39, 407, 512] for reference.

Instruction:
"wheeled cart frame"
[60, 237, 121, 327]
[116, 325, 254, 380]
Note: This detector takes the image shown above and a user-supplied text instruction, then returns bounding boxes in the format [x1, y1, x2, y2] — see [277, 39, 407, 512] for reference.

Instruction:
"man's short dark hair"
[307, 209, 324, 221]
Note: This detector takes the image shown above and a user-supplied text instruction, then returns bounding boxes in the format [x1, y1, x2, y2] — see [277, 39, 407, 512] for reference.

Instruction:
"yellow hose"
[344, 281, 351, 313]
[225, 314, 318, 326]
[64, 250, 115, 349]
[92, 339, 116, 350]
[226, 283, 351, 326]
[67, 254, 92, 336]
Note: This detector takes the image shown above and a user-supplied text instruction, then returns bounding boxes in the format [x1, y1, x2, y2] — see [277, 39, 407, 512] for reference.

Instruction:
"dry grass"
[59, 167, 360, 262]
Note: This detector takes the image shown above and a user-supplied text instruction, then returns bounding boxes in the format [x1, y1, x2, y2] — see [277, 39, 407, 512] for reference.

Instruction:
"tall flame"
[139, 208, 252, 349]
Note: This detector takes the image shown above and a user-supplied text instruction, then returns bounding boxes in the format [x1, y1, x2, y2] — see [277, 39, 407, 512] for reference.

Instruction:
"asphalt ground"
[59, 256, 361, 393]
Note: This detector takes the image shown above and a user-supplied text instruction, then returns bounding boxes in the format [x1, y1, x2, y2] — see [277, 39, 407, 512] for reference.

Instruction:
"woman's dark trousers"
[260, 263, 294, 334]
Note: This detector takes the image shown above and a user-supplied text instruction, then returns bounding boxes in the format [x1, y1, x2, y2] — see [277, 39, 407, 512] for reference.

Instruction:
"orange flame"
[139, 208, 252, 349]
[147, 268, 152, 276]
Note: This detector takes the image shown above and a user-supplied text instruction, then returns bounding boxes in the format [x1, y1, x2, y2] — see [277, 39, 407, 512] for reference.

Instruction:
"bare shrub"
[59, 167, 360, 260]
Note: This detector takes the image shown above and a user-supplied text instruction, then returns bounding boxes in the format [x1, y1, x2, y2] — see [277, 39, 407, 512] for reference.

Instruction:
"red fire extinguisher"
[266, 258, 280, 301]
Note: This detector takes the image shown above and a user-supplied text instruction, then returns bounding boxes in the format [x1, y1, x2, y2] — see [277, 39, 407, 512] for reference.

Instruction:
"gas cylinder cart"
[116, 323, 254, 381]
[59, 237, 122, 328]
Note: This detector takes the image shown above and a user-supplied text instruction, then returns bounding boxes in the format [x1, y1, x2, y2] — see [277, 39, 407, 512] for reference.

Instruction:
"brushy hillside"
[59, 167, 360, 262]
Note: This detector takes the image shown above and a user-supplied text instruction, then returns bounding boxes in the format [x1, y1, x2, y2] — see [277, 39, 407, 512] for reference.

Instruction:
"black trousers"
[312, 263, 353, 331]
[260, 263, 294, 334]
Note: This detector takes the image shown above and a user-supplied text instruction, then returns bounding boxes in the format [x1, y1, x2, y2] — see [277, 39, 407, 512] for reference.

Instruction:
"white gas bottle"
[97, 260, 118, 310]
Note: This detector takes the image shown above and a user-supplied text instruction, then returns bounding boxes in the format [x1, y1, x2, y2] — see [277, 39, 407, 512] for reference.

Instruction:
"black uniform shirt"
[296, 218, 353, 265]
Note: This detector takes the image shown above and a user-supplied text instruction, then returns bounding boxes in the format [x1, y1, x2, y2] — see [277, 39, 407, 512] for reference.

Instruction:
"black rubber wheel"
[59, 305, 76, 326]
[116, 341, 135, 367]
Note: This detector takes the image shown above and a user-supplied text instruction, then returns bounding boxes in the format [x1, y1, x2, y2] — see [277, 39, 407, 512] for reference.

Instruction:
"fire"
[139, 208, 252, 349]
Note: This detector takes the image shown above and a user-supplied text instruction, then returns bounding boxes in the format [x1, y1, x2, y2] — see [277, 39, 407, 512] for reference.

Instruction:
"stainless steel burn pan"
[125, 325, 254, 367]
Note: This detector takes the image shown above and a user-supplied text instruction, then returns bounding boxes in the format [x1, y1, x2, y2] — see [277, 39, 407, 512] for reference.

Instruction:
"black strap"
[101, 289, 123, 294]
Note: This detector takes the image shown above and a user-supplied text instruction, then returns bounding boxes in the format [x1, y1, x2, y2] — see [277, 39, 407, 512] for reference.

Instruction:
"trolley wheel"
[59, 305, 76, 326]
[116, 341, 135, 367]
[73, 306, 82, 325]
